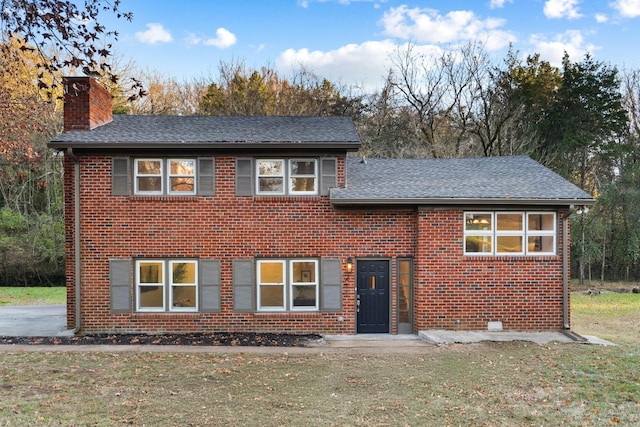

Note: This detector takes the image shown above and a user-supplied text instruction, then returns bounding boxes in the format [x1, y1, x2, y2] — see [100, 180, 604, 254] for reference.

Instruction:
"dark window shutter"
[320, 257, 342, 311]
[112, 158, 130, 196]
[110, 259, 131, 313]
[236, 158, 253, 196]
[233, 259, 254, 312]
[200, 260, 221, 312]
[197, 158, 215, 196]
[320, 158, 337, 196]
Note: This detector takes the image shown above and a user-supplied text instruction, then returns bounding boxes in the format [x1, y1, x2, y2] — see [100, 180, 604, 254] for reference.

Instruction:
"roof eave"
[48, 141, 362, 151]
[329, 197, 596, 207]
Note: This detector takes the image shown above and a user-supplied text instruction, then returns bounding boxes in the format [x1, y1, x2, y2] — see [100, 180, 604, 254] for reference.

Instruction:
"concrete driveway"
[0, 304, 71, 337]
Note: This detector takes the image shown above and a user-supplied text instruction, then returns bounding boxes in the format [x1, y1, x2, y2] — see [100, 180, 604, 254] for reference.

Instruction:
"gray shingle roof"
[49, 115, 360, 149]
[330, 156, 594, 206]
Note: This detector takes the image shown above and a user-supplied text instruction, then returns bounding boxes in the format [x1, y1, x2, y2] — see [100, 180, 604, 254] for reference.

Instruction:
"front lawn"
[0, 287, 65, 306]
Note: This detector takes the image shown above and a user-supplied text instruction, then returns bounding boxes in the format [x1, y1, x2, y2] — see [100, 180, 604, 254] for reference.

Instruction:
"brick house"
[49, 77, 594, 335]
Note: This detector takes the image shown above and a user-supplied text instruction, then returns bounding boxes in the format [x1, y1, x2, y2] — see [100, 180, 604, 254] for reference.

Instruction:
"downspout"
[67, 148, 82, 334]
[562, 206, 576, 330]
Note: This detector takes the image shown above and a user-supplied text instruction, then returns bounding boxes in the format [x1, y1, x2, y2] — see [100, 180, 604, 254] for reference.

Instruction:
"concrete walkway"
[0, 305, 614, 352]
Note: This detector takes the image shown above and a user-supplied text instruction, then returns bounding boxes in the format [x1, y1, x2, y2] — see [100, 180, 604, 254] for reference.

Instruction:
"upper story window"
[114, 157, 213, 197]
[256, 159, 318, 195]
[134, 159, 196, 195]
[464, 211, 556, 256]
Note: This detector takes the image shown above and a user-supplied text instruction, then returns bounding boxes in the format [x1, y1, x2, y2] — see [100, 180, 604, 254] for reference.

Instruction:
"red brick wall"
[65, 154, 569, 334]
[69, 155, 415, 334]
[63, 77, 112, 131]
[414, 208, 568, 331]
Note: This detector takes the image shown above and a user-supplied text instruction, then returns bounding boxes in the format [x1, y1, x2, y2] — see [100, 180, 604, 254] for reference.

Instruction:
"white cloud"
[610, 0, 640, 17]
[277, 40, 441, 91]
[543, 0, 583, 19]
[185, 28, 237, 49]
[202, 28, 237, 49]
[595, 13, 609, 22]
[529, 30, 597, 66]
[135, 23, 173, 45]
[379, 6, 515, 50]
[489, 0, 513, 9]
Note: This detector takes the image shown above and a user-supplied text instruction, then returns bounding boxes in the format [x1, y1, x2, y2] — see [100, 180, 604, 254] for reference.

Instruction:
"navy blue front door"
[356, 260, 390, 333]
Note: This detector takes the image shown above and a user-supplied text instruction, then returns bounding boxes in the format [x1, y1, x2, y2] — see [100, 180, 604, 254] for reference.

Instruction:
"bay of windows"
[135, 159, 196, 195]
[136, 259, 198, 311]
[464, 212, 556, 256]
[257, 259, 319, 311]
[256, 159, 317, 195]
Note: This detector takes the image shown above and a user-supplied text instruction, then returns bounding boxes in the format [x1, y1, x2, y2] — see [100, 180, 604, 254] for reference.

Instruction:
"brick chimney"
[63, 77, 113, 131]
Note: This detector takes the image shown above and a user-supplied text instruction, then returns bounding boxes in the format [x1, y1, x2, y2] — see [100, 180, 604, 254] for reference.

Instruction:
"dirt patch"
[0, 332, 321, 347]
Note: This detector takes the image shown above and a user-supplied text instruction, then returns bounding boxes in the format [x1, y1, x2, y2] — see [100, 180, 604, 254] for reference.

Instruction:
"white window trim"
[255, 158, 318, 196]
[256, 159, 285, 196]
[134, 159, 163, 195]
[257, 259, 319, 312]
[136, 260, 166, 312]
[495, 212, 525, 255]
[464, 212, 557, 256]
[289, 159, 318, 195]
[136, 259, 199, 312]
[167, 159, 196, 196]
[290, 259, 319, 311]
[134, 158, 197, 196]
[257, 260, 287, 311]
[169, 260, 198, 312]
[526, 212, 557, 256]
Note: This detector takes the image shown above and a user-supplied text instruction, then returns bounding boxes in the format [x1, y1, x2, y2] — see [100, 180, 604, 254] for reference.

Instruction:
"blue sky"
[107, 0, 640, 90]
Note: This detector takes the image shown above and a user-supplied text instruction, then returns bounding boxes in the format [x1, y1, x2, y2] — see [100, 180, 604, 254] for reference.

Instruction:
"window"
[136, 259, 198, 312]
[135, 159, 163, 194]
[257, 259, 319, 311]
[256, 159, 317, 195]
[134, 159, 196, 195]
[464, 212, 556, 256]
[168, 160, 196, 194]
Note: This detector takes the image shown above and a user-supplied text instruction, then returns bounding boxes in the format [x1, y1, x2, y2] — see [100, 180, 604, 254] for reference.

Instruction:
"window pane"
[528, 213, 555, 231]
[137, 177, 161, 192]
[139, 262, 163, 283]
[497, 235, 523, 253]
[291, 177, 315, 192]
[260, 261, 284, 283]
[497, 213, 523, 231]
[465, 213, 492, 231]
[258, 160, 283, 176]
[259, 177, 283, 192]
[291, 160, 315, 175]
[170, 160, 195, 175]
[170, 177, 194, 192]
[528, 236, 555, 253]
[172, 285, 196, 308]
[172, 262, 196, 284]
[292, 285, 316, 307]
[137, 160, 161, 175]
[260, 285, 284, 307]
[292, 261, 316, 283]
[139, 286, 163, 308]
[465, 236, 492, 253]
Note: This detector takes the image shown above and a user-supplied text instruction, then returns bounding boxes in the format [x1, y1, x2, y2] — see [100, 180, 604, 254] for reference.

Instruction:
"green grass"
[0, 287, 66, 305]
[0, 343, 638, 426]
[571, 292, 640, 344]
[0, 286, 639, 425]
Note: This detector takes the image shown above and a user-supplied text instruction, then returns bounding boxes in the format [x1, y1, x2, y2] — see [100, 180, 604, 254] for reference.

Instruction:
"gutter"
[67, 148, 82, 334]
[330, 197, 596, 207]
[562, 206, 576, 330]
